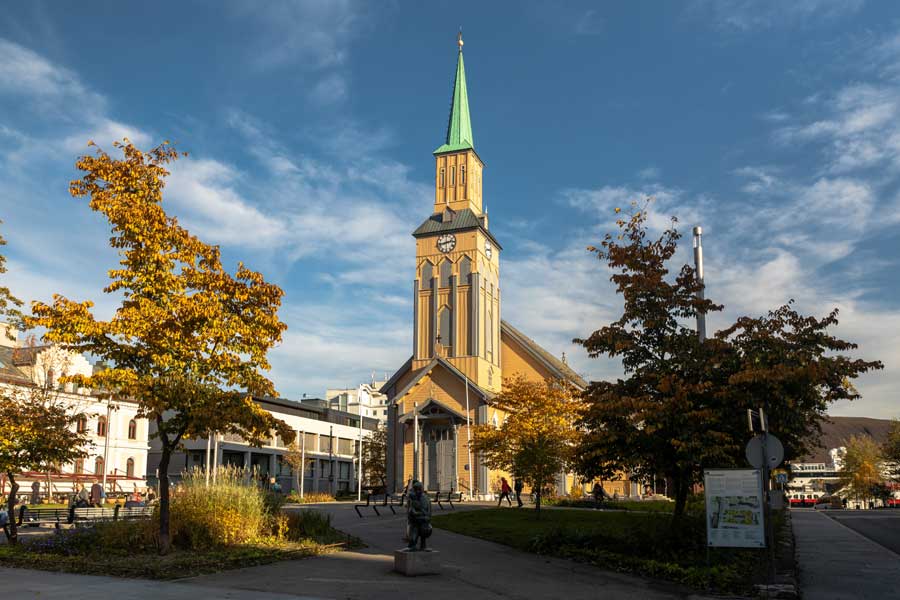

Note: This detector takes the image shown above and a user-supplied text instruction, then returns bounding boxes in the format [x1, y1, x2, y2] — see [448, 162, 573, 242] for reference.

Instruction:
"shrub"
[169, 467, 268, 550]
[283, 510, 335, 541]
[285, 492, 335, 504]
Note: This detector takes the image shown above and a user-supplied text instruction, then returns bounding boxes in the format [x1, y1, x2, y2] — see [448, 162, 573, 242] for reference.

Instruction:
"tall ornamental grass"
[169, 466, 268, 550]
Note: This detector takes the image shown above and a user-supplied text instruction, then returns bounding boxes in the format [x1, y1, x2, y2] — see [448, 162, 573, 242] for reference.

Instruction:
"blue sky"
[1, 0, 898, 417]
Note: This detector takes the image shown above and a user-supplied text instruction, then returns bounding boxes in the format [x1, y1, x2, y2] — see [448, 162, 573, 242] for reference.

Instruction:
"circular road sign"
[745, 434, 784, 470]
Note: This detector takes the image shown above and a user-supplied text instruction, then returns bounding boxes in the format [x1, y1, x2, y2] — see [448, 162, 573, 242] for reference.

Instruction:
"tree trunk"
[6, 472, 19, 544]
[672, 473, 689, 519]
[535, 481, 542, 518]
[158, 443, 172, 555]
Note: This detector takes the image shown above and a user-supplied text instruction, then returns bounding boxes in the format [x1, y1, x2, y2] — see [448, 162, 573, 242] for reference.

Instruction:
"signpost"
[704, 469, 766, 548]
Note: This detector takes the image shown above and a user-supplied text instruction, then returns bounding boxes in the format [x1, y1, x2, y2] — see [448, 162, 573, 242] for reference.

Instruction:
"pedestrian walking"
[514, 477, 524, 507]
[89, 481, 104, 507]
[497, 477, 513, 507]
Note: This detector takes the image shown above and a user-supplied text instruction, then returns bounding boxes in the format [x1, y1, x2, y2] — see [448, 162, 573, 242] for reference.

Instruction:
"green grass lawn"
[432, 508, 764, 593]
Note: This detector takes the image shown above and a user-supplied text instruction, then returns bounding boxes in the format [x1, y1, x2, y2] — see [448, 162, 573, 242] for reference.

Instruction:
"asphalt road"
[825, 509, 900, 556]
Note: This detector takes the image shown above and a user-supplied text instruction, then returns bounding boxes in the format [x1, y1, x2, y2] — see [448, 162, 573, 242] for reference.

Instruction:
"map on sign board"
[704, 469, 765, 548]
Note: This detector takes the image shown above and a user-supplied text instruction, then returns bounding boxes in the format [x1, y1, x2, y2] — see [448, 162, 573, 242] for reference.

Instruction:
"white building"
[148, 396, 381, 496]
[326, 381, 389, 420]
[0, 326, 149, 500]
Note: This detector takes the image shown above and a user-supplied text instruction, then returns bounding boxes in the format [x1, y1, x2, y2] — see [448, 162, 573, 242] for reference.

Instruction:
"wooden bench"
[15, 506, 72, 530]
[72, 505, 153, 525]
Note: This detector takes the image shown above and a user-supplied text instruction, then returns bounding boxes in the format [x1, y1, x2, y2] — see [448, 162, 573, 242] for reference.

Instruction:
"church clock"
[484, 240, 493, 259]
[437, 234, 456, 253]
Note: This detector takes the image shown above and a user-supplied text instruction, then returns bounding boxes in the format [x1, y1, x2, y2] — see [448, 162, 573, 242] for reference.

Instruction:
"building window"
[488, 367, 493, 387]
[486, 309, 493, 359]
[126, 458, 135, 478]
[458, 256, 471, 283]
[127, 419, 137, 440]
[450, 166, 455, 186]
[320, 459, 333, 478]
[421, 262, 433, 283]
[439, 260, 452, 287]
[97, 416, 107, 437]
[439, 168, 445, 188]
[319, 435, 333, 453]
[339, 462, 351, 480]
[74, 458, 84, 474]
[305, 458, 316, 478]
[304, 432, 317, 451]
[460, 165, 466, 185]
[94, 456, 104, 476]
[338, 438, 353, 455]
[438, 307, 453, 355]
[76, 415, 87, 433]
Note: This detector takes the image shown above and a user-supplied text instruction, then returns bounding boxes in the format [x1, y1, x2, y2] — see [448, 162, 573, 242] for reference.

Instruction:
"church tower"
[411, 33, 502, 393]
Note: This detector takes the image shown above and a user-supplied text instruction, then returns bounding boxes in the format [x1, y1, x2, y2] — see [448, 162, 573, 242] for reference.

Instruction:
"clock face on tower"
[437, 234, 456, 253]
[485, 240, 493, 259]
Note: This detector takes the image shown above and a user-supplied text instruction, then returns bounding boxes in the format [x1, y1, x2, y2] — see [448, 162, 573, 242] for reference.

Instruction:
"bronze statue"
[406, 480, 432, 551]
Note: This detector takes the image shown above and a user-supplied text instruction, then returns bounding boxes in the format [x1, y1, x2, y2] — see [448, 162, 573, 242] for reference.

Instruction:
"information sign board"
[704, 469, 765, 548]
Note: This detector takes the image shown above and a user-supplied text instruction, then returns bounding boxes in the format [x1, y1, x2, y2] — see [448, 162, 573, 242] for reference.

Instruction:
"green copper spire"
[434, 32, 474, 155]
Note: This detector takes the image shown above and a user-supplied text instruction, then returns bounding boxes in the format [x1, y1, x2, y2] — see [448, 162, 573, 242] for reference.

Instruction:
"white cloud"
[0, 38, 103, 110]
[690, 0, 865, 31]
[229, 0, 362, 70]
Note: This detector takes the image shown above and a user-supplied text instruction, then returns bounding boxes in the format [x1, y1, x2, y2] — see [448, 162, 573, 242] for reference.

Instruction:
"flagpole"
[357, 385, 364, 502]
[465, 374, 474, 499]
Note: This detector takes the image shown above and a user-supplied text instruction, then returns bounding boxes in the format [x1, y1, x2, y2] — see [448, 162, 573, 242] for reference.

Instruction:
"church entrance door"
[425, 426, 454, 492]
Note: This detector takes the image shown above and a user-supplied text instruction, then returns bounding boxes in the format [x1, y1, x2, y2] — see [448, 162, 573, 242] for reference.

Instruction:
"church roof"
[500, 321, 588, 389]
[412, 208, 502, 249]
[434, 46, 474, 155]
[387, 356, 494, 405]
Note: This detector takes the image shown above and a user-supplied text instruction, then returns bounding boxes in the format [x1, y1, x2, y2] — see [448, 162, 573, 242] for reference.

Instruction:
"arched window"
[486, 309, 494, 359]
[94, 456, 104, 476]
[74, 458, 84, 474]
[76, 415, 87, 433]
[421, 261, 433, 283]
[126, 458, 135, 478]
[438, 307, 452, 355]
[458, 256, 471, 284]
[127, 419, 137, 440]
[460, 165, 466, 185]
[97, 416, 107, 437]
[439, 168, 445, 188]
[439, 260, 452, 288]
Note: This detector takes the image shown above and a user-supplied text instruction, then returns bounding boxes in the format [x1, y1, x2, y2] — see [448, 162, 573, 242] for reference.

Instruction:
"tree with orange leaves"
[28, 140, 293, 553]
[472, 375, 584, 515]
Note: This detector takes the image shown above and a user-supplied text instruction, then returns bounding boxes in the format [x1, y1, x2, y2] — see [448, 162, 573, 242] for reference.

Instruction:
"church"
[382, 36, 587, 498]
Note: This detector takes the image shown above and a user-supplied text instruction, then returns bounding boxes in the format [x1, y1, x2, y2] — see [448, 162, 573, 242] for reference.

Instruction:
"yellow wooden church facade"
[383, 37, 587, 497]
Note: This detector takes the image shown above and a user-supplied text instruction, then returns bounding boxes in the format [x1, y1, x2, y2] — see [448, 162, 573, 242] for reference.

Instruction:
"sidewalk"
[793, 509, 900, 600]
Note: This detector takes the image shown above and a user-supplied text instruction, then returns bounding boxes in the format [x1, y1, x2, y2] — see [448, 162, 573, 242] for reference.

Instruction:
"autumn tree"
[28, 140, 293, 553]
[0, 223, 23, 339]
[363, 423, 387, 489]
[576, 205, 731, 517]
[283, 440, 305, 494]
[0, 374, 91, 544]
[882, 419, 900, 481]
[576, 203, 882, 518]
[716, 304, 881, 464]
[472, 375, 584, 515]
[839, 434, 885, 506]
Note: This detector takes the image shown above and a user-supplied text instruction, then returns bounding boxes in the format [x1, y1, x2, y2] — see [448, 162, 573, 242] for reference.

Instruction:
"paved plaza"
[793, 509, 900, 600]
[1, 502, 717, 599]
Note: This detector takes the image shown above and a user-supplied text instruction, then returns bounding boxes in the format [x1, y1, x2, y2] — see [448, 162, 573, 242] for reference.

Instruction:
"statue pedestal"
[394, 548, 441, 576]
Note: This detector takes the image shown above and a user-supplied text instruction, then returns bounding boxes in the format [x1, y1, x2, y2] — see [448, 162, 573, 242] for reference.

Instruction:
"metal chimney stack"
[693, 226, 707, 342]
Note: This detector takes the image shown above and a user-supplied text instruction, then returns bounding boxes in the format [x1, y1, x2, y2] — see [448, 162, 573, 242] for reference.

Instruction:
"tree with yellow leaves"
[839, 434, 885, 507]
[471, 375, 584, 515]
[28, 140, 294, 553]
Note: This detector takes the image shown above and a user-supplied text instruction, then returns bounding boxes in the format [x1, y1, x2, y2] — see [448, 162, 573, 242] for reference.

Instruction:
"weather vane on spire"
[457, 28, 464, 52]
